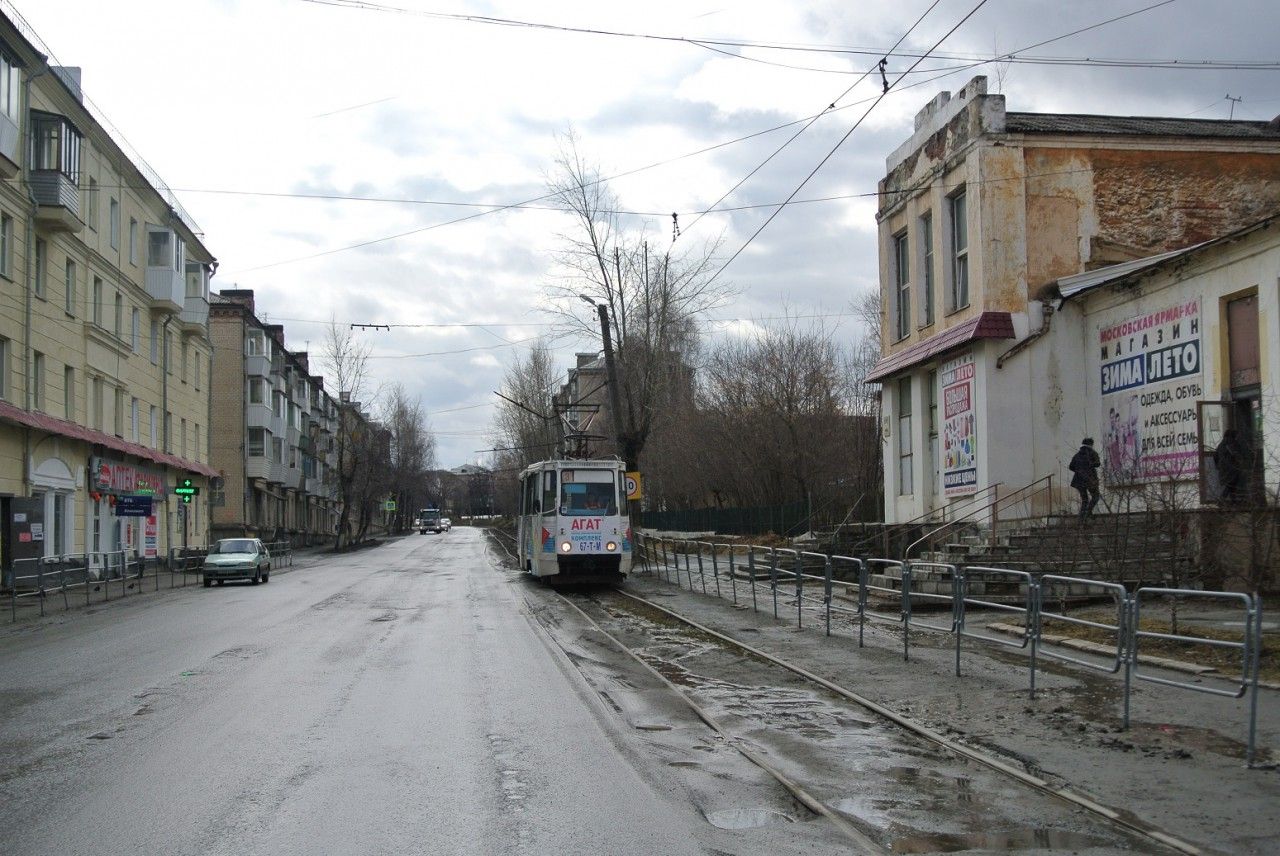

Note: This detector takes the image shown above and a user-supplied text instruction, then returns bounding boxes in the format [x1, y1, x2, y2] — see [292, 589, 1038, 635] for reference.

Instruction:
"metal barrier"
[1129, 588, 1263, 765]
[636, 533, 1269, 768]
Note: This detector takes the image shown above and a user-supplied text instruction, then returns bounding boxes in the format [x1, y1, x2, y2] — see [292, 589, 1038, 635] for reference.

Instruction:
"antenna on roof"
[1226, 94, 1243, 120]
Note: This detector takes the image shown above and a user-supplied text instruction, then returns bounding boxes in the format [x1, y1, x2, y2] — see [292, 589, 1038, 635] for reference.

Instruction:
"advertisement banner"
[90, 457, 164, 495]
[940, 353, 978, 497]
[144, 515, 158, 559]
[1098, 298, 1202, 482]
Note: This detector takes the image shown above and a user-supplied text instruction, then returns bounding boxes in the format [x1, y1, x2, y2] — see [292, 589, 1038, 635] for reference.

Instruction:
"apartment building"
[0, 12, 217, 576]
[866, 76, 1280, 523]
[209, 289, 339, 545]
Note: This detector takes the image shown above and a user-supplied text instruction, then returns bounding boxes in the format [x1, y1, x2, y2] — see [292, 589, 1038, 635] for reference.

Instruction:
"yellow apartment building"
[0, 11, 216, 579]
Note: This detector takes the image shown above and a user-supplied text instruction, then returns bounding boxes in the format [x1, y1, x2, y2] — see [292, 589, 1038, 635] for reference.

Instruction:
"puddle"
[706, 807, 793, 830]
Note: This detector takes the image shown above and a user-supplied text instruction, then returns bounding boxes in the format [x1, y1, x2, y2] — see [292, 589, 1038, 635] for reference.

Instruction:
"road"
[0, 530, 841, 856]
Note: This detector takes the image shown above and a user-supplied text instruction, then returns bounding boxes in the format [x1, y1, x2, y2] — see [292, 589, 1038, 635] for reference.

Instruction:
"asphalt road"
[0, 530, 842, 856]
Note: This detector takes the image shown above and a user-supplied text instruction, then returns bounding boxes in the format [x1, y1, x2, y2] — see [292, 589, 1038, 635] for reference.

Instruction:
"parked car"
[203, 538, 271, 586]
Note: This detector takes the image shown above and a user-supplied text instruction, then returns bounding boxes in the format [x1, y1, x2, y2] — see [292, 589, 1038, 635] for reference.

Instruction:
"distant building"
[866, 76, 1280, 523]
[0, 11, 217, 577]
[209, 290, 341, 544]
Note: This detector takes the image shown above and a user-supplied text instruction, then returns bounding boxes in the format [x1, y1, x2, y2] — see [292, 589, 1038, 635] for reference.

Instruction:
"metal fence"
[636, 533, 1268, 768]
[7, 540, 295, 622]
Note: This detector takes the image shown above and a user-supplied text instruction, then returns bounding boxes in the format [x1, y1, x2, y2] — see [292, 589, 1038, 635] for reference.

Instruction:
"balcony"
[269, 460, 286, 485]
[145, 264, 183, 313]
[179, 294, 208, 332]
[246, 457, 271, 481]
[246, 354, 270, 377]
[32, 170, 83, 233]
[0, 113, 18, 178]
[246, 403, 272, 430]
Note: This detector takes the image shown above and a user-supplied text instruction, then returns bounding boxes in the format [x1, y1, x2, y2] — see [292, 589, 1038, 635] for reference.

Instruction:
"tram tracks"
[486, 528, 1202, 854]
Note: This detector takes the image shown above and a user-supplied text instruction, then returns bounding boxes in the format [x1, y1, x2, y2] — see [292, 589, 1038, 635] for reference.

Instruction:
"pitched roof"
[864, 312, 1015, 383]
[1005, 113, 1280, 140]
[0, 401, 219, 478]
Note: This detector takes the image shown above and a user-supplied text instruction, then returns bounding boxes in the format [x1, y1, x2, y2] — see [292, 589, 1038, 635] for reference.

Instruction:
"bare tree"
[382, 384, 437, 533]
[543, 132, 727, 469]
[322, 321, 377, 550]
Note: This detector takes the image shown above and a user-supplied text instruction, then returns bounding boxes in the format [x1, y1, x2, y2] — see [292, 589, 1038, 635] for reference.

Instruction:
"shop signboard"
[144, 515, 158, 559]
[90, 457, 164, 495]
[116, 495, 153, 517]
[940, 353, 978, 497]
[1098, 298, 1202, 482]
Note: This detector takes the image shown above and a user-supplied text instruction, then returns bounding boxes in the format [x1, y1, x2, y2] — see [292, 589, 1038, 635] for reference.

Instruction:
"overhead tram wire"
[678, 0, 944, 241]
[706, 0, 1131, 287]
[295, 0, 1272, 72]
[230, 1, 1198, 273]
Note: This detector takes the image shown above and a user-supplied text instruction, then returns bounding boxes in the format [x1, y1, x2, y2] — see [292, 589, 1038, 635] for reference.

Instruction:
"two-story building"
[0, 11, 217, 577]
[867, 76, 1280, 524]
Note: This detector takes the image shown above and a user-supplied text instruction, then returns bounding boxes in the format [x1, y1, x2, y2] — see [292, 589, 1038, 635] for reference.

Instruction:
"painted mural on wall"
[1098, 298, 1202, 482]
[941, 352, 978, 497]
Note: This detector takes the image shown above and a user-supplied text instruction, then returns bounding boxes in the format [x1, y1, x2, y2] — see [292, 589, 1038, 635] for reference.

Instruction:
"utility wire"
[707, 0, 994, 286]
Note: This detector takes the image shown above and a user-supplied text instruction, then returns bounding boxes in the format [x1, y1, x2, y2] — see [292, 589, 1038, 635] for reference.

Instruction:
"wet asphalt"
[0, 530, 840, 856]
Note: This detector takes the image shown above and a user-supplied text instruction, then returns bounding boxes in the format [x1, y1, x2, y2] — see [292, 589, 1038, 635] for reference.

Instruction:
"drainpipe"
[20, 62, 52, 492]
[996, 300, 1055, 369]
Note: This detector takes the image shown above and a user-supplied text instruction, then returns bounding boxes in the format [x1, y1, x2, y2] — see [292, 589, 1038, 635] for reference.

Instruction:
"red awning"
[0, 400, 219, 478]
[864, 311, 1016, 382]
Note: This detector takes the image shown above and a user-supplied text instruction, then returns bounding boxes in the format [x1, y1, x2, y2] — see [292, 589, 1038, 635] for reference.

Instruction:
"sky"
[16, 0, 1280, 466]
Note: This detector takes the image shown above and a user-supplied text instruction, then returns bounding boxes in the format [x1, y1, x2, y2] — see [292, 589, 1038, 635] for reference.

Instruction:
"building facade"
[209, 290, 340, 545]
[867, 76, 1280, 523]
[0, 12, 218, 578]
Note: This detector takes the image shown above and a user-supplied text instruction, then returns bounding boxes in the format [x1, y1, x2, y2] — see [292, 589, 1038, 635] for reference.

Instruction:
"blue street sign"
[116, 495, 153, 517]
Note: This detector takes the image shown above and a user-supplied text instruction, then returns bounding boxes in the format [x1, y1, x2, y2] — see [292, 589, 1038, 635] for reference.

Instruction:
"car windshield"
[212, 539, 257, 555]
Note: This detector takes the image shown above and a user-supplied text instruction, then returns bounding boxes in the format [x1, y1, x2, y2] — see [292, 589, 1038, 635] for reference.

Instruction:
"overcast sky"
[19, 0, 1280, 465]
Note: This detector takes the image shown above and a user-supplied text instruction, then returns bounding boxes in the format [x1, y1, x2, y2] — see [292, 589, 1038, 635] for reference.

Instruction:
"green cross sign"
[174, 478, 201, 504]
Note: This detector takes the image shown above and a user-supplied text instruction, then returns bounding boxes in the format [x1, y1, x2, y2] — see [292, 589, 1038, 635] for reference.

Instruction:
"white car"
[203, 538, 271, 586]
[441, 518, 452, 532]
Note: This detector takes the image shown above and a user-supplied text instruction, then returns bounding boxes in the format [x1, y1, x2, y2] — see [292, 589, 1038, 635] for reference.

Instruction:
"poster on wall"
[144, 515, 158, 559]
[1098, 297, 1202, 482]
[941, 352, 978, 497]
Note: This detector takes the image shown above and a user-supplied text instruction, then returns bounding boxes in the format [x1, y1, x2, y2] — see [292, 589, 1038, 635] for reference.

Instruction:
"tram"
[516, 458, 632, 583]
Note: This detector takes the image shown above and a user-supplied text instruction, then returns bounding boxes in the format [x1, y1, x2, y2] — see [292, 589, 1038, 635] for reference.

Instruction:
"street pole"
[595, 302, 627, 466]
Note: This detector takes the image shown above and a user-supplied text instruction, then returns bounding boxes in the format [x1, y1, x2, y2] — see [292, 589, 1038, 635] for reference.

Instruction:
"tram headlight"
[560, 541, 572, 553]
[606, 541, 617, 552]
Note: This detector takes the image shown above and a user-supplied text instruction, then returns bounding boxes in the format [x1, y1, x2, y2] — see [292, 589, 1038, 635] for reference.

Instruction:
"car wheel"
[263, 567, 270, 583]
[217, 579, 225, 586]
[251, 571, 260, 585]
[203, 578, 212, 588]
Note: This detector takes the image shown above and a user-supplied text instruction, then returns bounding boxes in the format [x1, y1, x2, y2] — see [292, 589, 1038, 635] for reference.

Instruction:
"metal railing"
[635, 532, 1268, 767]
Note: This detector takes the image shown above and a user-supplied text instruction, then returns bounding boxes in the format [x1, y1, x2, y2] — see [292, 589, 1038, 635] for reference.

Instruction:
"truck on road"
[417, 507, 444, 534]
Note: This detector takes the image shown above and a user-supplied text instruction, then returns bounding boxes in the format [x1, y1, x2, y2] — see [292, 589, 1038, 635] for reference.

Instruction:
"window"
[31, 112, 82, 180]
[164, 329, 171, 372]
[114, 387, 124, 437]
[164, 411, 172, 451]
[150, 320, 159, 363]
[86, 177, 98, 230]
[34, 238, 47, 298]
[194, 355, 201, 389]
[893, 231, 910, 341]
[949, 188, 969, 311]
[288, 401, 299, 429]
[246, 332, 263, 356]
[149, 405, 157, 448]
[131, 397, 139, 442]
[919, 213, 934, 327]
[146, 227, 170, 267]
[128, 218, 138, 265]
[181, 341, 188, 383]
[31, 351, 44, 410]
[63, 366, 73, 420]
[109, 198, 120, 249]
[113, 292, 123, 338]
[64, 259, 76, 316]
[0, 337, 7, 399]
[248, 427, 265, 457]
[91, 376, 104, 431]
[272, 437, 284, 463]
[131, 308, 140, 351]
[273, 391, 284, 419]
[897, 376, 913, 495]
[92, 276, 103, 326]
[180, 418, 186, 457]
[0, 213, 12, 277]
[0, 51, 19, 122]
[194, 423, 200, 461]
[249, 377, 266, 404]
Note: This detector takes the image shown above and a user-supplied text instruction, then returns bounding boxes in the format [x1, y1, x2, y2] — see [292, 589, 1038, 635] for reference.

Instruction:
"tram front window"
[560, 481, 617, 515]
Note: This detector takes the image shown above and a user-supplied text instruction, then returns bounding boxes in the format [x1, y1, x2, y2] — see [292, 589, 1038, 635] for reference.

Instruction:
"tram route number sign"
[625, 472, 643, 501]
